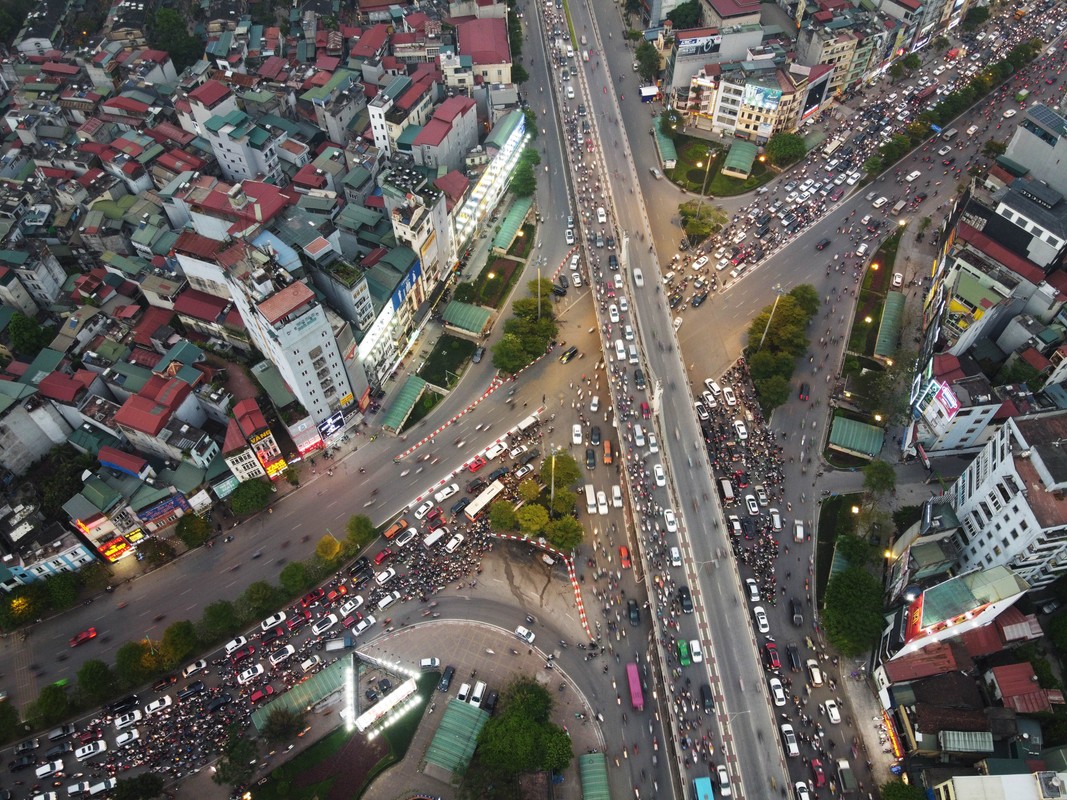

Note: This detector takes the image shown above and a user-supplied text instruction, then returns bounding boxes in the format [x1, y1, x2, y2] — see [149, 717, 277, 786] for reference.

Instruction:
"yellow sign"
[249, 430, 272, 445]
[340, 393, 354, 407]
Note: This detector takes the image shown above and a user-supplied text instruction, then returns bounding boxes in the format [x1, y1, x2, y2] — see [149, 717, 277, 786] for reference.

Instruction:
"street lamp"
[695, 149, 716, 208]
[757, 284, 787, 351]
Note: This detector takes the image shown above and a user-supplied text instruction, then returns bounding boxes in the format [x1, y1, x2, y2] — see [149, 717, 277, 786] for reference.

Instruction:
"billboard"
[743, 84, 782, 111]
[676, 34, 722, 57]
[935, 380, 961, 419]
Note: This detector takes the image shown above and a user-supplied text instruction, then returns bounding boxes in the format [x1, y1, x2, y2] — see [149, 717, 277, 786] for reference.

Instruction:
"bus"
[464, 480, 505, 521]
[626, 662, 644, 711]
[823, 137, 845, 159]
[1016, 89, 1031, 103]
[692, 776, 715, 800]
[639, 86, 660, 103]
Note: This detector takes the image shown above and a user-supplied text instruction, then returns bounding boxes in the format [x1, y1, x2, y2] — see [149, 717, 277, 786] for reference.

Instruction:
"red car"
[286, 614, 308, 632]
[229, 644, 256, 665]
[427, 516, 446, 532]
[69, 627, 98, 648]
[811, 759, 827, 788]
[373, 549, 393, 565]
[619, 546, 632, 569]
[467, 456, 487, 472]
[764, 642, 781, 670]
[640, 402, 651, 419]
[250, 685, 275, 705]
[324, 586, 348, 605]
[301, 588, 325, 607]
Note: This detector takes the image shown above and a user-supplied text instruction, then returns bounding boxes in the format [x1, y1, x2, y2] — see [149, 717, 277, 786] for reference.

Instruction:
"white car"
[692, 255, 709, 270]
[769, 677, 787, 707]
[115, 729, 140, 748]
[352, 615, 376, 636]
[795, 782, 811, 800]
[609, 304, 620, 323]
[624, 324, 634, 341]
[484, 441, 507, 461]
[434, 483, 459, 502]
[572, 423, 583, 445]
[745, 578, 760, 603]
[745, 495, 760, 516]
[223, 636, 248, 656]
[824, 698, 842, 724]
[619, 297, 629, 312]
[653, 464, 666, 487]
[648, 433, 659, 453]
[114, 711, 141, 731]
[182, 659, 207, 679]
[807, 659, 825, 687]
[695, 402, 709, 422]
[664, 509, 678, 533]
[339, 596, 364, 617]
[445, 533, 465, 553]
[515, 625, 536, 644]
[722, 386, 737, 406]
[893, 272, 904, 288]
[269, 644, 296, 666]
[690, 638, 703, 663]
[375, 568, 396, 586]
[633, 269, 644, 287]
[260, 612, 286, 632]
[144, 696, 172, 717]
[753, 605, 770, 633]
[36, 760, 64, 778]
[597, 490, 609, 516]
[1003, 108, 1017, 118]
[938, 145, 952, 156]
[514, 465, 534, 479]
[311, 614, 338, 636]
[237, 664, 265, 685]
[414, 500, 434, 520]
[733, 420, 748, 441]
[716, 763, 732, 797]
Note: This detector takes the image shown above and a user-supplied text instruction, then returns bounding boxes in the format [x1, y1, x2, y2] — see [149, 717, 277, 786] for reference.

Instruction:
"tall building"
[202, 110, 284, 185]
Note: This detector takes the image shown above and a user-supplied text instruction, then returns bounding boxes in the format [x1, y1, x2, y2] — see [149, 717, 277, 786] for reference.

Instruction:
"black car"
[352, 571, 373, 590]
[519, 449, 540, 465]
[365, 688, 378, 702]
[692, 291, 708, 307]
[438, 665, 456, 692]
[791, 599, 804, 627]
[590, 426, 602, 446]
[786, 643, 802, 673]
[484, 689, 499, 713]
[467, 478, 487, 494]
[152, 674, 178, 692]
[558, 273, 570, 289]
[13, 738, 37, 755]
[472, 346, 485, 364]
[488, 466, 509, 481]
[608, 254, 619, 270]
[179, 681, 206, 701]
[207, 693, 234, 714]
[586, 448, 596, 470]
[347, 556, 371, 577]
[634, 369, 646, 390]
[106, 695, 139, 715]
[44, 741, 74, 760]
[700, 683, 714, 713]
[451, 497, 472, 516]
[816, 238, 831, 251]
[378, 678, 392, 694]
[559, 346, 578, 363]
[678, 586, 694, 614]
[628, 599, 640, 627]
[9, 755, 35, 772]
[798, 382, 809, 401]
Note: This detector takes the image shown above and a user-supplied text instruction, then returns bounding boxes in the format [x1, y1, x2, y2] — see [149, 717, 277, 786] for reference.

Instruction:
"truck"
[1016, 89, 1031, 103]
[891, 199, 908, 216]
[836, 758, 858, 793]
[325, 635, 355, 651]
[911, 83, 938, 104]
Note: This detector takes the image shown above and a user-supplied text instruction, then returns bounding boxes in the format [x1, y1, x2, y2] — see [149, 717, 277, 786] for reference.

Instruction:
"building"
[222, 398, 287, 482]
[909, 355, 1007, 457]
[455, 17, 512, 86]
[202, 110, 284, 185]
[410, 96, 479, 173]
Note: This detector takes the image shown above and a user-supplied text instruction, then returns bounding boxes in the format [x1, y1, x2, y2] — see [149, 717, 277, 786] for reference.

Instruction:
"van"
[890, 200, 908, 216]
[941, 128, 959, 141]
[650, 167, 663, 179]
[628, 344, 639, 365]
[718, 478, 736, 504]
[634, 424, 646, 447]
[603, 440, 613, 465]
[377, 590, 401, 612]
[615, 339, 626, 361]
[794, 520, 806, 542]
[585, 484, 596, 514]
[383, 519, 408, 540]
[457, 682, 471, 702]
[612, 485, 623, 508]
[855, 242, 869, 257]
[420, 657, 441, 670]
[596, 206, 607, 224]
[700, 683, 714, 713]
[48, 725, 76, 742]
[423, 529, 446, 549]
[88, 779, 117, 797]
[469, 680, 486, 706]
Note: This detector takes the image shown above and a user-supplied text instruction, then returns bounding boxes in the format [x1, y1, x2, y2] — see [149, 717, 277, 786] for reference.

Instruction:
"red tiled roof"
[351, 23, 390, 60]
[114, 394, 171, 435]
[257, 282, 315, 325]
[41, 61, 79, 75]
[413, 118, 450, 147]
[127, 348, 162, 368]
[174, 230, 224, 260]
[990, 662, 1052, 713]
[222, 417, 248, 453]
[103, 96, 150, 114]
[258, 56, 287, 80]
[456, 18, 510, 65]
[932, 353, 966, 383]
[233, 397, 268, 438]
[37, 372, 86, 404]
[98, 445, 148, 474]
[957, 222, 1046, 286]
[174, 288, 229, 322]
[434, 170, 469, 205]
[1020, 347, 1052, 372]
[131, 306, 174, 348]
[189, 79, 232, 108]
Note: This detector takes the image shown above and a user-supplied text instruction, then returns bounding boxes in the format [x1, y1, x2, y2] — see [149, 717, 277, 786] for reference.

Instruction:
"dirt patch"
[294, 731, 389, 799]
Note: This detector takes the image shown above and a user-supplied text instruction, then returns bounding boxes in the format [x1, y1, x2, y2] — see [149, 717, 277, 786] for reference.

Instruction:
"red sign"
[99, 536, 131, 563]
[904, 594, 926, 642]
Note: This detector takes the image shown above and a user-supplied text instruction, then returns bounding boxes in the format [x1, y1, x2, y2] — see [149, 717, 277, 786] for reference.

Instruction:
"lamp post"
[695, 149, 716, 210]
[757, 284, 786, 351]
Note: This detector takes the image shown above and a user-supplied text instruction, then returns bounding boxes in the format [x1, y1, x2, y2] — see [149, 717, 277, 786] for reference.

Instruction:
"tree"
[212, 728, 257, 787]
[8, 312, 55, 356]
[982, 138, 1007, 158]
[261, 706, 306, 742]
[115, 640, 162, 688]
[229, 479, 273, 515]
[492, 333, 534, 374]
[962, 5, 989, 29]
[544, 515, 584, 550]
[902, 53, 921, 71]
[29, 683, 72, 727]
[888, 62, 906, 82]
[489, 500, 518, 532]
[666, 0, 700, 29]
[239, 581, 282, 621]
[678, 200, 728, 242]
[175, 514, 210, 549]
[549, 488, 577, 516]
[863, 155, 884, 175]
[315, 533, 342, 564]
[823, 566, 884, 656]
[932, 36, 950, 52]
[280, 561, 313, 595]
[44, 571, 82, 610]
[765, 133, 806, 166]
[161, 620, 198, 666]
[752, 374, 790, 411]
[149, 9, 204, 72]
[539, 451, 580, 491]
[114, 773, 166, 800]
[541, 725, 574, 771]
[510, 147, 540, 198]
[345, 514, 376, 551]
[512, 63, 529, 84]
[835, 533, 874, 567]
[1049, 611, 1067, 656]
[0, 698, 20, 745]
[517, 479, 541, 502]
[78, 659, 119, 705]
[862, 459, 896, 497]
[789, 285, 820, 318]
[200, 600, 240, 641]
[516, 504, 549, 534]
[880, 781, 927, 800]
[138, 538, 176, 568]
[635, 41, 660, 83]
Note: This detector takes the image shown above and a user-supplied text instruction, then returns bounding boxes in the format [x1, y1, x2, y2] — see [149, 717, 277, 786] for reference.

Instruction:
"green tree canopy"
[635, 41, 660, 83]
[666, 0, 700, 28]
[539, 451, 581, 491]
[212, 728, 257, 787]
[475, 678, 569, 789]
[315, 533, 342, 563]
[138, 538, 176, 568]
[8, 312, 55, 356]
[261, 706, 306, 742]
[880, 780, 927, 800]
[517, 479, 542, 502]
[77, 659, 119, 706]
[345, 514, 377, 551]
[161, 620, 199, 666]
[962, 5, 988, 29]
[199, 600, 240, 641]
[678, 199, 728, 242]
[765, 133, 806, 166]
[29, 683, 72, 727]
[115, 640, 161, 688]
[489, 500, 518, 532]
[510, 147, 541, 198]
[45, 571, 82, 610]
[516, 504, 549, 534]
[114, 773, 166, 800]
[175, 514, 210, 549]
[862, 459, 897, 497]
[0, 698, 20, 745]
[279, 560, 314, 595]
[544, 515, 584, 550]
[238, 581, 283, 621]
[549, 488, 577, 516]
[229, 479, 273, 515]
[149, 9, 204, 73]
[823, 566, 884, 656]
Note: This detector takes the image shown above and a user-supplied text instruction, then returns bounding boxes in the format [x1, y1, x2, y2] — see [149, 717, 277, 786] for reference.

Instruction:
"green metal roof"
[380, 376, 428, 432]
[423, 698, 488, 776]
[485, 110, 523, 151]
[954, 271, 1004, 311]
[251, 360, 297, 409]
[651, 115, 678, 164]
[249, 653, 356, 732]
[723, 140, 758, 175]
[827, 415, 885, 459]
[579, 752, 611, 800]
[441, 301, 491, 334]
[874, 291, 905, 358]
[492, 196, 532, 250]
[68, 424, 121, 456]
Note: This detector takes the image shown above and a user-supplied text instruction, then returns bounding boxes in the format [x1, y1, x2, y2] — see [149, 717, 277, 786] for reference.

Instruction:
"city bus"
[692, 776, 715, 800]
[626, 662, 644, 711]
[823, 137, 845, 159]
[464, 480, 505, 521]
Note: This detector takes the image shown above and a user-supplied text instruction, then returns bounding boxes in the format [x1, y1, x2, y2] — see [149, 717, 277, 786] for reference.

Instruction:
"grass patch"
[668, 135, 775, 197]
[815, 494, 860, 604]
[507, 223, 536, 258]
[402, 389, 444, 431]
[419, 334, 476, 389]
[255, 727, 351, 800]
[470, 257, 524, 309]
[845, 230, 903, 356]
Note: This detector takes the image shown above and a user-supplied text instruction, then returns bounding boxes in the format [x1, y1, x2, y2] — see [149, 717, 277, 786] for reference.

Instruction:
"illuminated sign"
[100, 536, 131, 563]
[904, 593, 925, 642]
[139, 494, 192, 523]
[390, 259, 423, 312]
[125, 528, 146, 544]
[935, 381, 961, 419]
[743, 84, 782, 111]
[264, 457, 288, 478]
[249, 429, 272, 446]
[318, 410, 345, 438]
[676, 34, 722, 57]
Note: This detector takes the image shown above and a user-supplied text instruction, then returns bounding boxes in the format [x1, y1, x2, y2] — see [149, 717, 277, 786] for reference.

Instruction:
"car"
[69, 627, 97, 647]
[182, 659, 208, 679]
[893, 272, 904, 288]
[695, 402, 709, 421]
[269, 644, 296, 666]
[178, 680, 206, 701]
[795, 781, 812, 800]
[690, 638, 703, 663]
[590, 425, 601, 446]
[769, 677, 787, 706]
[352, 615, 377, 636]
[238, 664, 265, 685]
[648, 433, 659, 453]
[224, 636, 248, 656]
[678, 585, 694, 613]
[514, 465, 534, 480]
[815, 237, 831, 251]
[597, 490, 609, 515]
[466, 477, 487, 494]
[770, 508, 783, 531]
[872, 196, 889, 208]
[745, 495, 760, 516]
[755, 485, 769, 506]
[114, 710, 141, 730]
[262, 625, 286, 646]
[373, 548, 393, 566]
[786, 643, 802, 673]
[44, 741, 73, 760]
[373, 568, 396, 586]
[1003, 108, 1017, 118]
[467, 455, 487, 472]
[677, 639, 691, 666]
[733, 420, 748, 441]
[434, 483, 460, 502]
[633, 268, 645, 287]
[260, 612, 287, 631]
[36, 759, 64, 778]
[609, 304, 620, 323]
[115, 729, 140, 748]
[716, 763, 732, 797]
[619, 546, 632, 569]
[722, 386, 737, 406]
[653, 464, 666, 486]
[764, 641, 781, 671]
[445, 533, 465, 553]
[824, 698, 842, 723]
[472, 346, 485, 364]
[285, 611, 309, 632]
[754, 605, 770, 633]
[811, 758, 827, 788]
[9, 754, 36, 772]
[414, 500, 434, 520]
[514, 625, 536, 644]
[250, 686, 276, 705]
[798, 382, 809, 401]
[640, 401, 651, 419]
[664, 509, 678, 533]
[559, 346, 579, 363]
[807, 659, 825, 687]
[339, 596, 364, 617]
[692, 255, 709, 270]
[144, 696, 172, 717]
[780, 723, 799, 757]
[628, 599, 640, 627]
[572, 423, 583, 445]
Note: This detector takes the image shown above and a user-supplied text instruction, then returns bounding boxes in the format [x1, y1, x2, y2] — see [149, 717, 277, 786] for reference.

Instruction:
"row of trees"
[0, 517, 377, 742]
[744, 285, 820, 411]
[486, 452, 585, 550]
[492, 278, 560, 374]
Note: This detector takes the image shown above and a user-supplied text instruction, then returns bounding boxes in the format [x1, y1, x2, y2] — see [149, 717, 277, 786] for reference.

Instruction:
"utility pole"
[757, 284, 786, 351]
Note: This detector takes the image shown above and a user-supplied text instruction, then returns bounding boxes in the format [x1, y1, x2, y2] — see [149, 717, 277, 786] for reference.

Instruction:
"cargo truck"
[836, 758, 858, 793]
